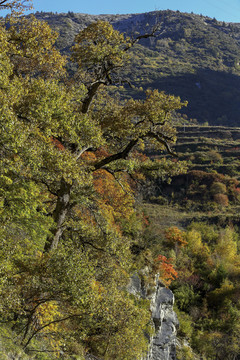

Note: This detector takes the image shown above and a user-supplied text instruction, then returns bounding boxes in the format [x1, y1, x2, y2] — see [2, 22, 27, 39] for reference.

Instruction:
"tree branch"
[124, 25, 160, 51]
[146, 131, 177, 156]
[23, 314, 81, 349]
[82, 80, 107, 113]
[0, 0, 8, 6]
[75, 146, 92, 160]
[94, 139, 138, 170]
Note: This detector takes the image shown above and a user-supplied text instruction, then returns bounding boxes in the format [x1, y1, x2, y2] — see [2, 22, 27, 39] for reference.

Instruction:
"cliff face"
[128, 274, 178, 360]
[147, 284, 178, 360]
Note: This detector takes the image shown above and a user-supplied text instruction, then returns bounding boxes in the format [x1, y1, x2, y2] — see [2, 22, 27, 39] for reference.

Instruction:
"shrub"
[207, 150, 223, 164]
[174, 284, 200, 311]
[213, 193, 229, 206]
[164, 226, 187, 248]
[210, 182, 227, 195]
[175, 308, 193, 341]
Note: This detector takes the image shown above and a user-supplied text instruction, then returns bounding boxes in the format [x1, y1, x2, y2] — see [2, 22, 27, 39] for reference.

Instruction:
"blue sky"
[4, 0, 240, 22]
[30, 0, 240, 22]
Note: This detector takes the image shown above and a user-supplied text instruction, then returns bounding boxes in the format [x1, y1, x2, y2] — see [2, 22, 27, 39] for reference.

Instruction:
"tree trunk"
[82, 81, 102, 114]
[44, 178, 71, 252]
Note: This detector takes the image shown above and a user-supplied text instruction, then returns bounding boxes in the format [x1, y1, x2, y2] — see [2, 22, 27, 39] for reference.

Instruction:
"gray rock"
[146, 281, 178, 360]
[129, 276, 178, 360]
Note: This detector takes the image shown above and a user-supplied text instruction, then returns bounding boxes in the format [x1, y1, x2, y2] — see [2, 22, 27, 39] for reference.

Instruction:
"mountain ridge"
[34, 10, 240, 126]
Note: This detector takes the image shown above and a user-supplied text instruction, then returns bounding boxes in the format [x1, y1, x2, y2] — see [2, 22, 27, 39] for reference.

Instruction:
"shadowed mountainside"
[34, 10, 240, 126]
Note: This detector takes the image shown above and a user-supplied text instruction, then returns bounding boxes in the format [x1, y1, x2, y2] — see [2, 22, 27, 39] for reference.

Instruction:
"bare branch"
[124, 24, 160, 51]
[0, 0, 8, 6]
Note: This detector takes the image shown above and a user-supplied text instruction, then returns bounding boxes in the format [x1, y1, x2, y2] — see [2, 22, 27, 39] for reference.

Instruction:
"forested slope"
[35, 10, 240, 126]
[2, 3, 240, 359]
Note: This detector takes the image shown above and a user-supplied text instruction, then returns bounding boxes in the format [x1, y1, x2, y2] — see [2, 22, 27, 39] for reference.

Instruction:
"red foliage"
[154, 254, 178, 287]
[94, 147, 110, 159]
[50, 137, 65, 151]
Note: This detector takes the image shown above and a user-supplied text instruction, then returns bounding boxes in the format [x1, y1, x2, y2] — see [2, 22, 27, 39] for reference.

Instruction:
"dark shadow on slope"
[144, 69, 240, 126]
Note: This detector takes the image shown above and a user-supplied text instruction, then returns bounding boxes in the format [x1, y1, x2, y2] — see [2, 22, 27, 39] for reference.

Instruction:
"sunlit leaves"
[0, 0, 32, 15]
[6, 15, 66, 77]
[153, 254, 178, 287]
[72, 21, 130, 78]
[93, 169, 134, 224]
[0, 13, 188, 359]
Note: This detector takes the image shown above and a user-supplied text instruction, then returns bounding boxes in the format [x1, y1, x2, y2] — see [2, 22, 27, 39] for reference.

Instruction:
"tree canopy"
[0, 6, 187, 359]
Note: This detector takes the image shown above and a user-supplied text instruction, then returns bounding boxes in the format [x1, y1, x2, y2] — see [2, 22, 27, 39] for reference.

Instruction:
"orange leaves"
[154, 254, 178, 287]
[93, 169, 134, 225]
[80, 148, 110, 164]
[165, 226, 187, 248]
[50, 136, 65, 151]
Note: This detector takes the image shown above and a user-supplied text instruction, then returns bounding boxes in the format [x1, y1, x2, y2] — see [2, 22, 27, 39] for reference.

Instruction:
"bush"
[207, 150, 223, 164]
[213, 193, 229, 206]
[175, 308, 193, 339]
[176, 344, 194, 360]
[174, 285, 200, 311]
[210, 182, 227, 195]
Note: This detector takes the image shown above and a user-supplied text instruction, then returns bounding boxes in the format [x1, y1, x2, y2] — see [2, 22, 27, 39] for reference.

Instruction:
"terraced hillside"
[144, 125, 240, 217]
[175, 125, 240, 178]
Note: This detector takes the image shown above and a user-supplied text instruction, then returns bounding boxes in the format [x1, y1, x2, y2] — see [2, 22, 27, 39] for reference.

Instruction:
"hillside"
[34, 10, 240, 126]
[2, 6, 240, 359]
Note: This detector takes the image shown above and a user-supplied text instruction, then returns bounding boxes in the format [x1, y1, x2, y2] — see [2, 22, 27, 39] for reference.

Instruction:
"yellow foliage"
[35, 301, 62, 356]
[214, 228, 237, 262]
[186, 229, 202, 252]
[7, 15, 66, 78]
[72, 21, 130, 71]
[91, 279, 105, 300]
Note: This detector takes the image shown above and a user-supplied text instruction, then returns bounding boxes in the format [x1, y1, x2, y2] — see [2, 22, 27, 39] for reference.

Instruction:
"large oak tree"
[0, 6, 186, 359]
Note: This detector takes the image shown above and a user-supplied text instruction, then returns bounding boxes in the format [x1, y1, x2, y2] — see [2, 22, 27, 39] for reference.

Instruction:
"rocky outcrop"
[146, 283, 178, 360]
[128, 274, 178, 360]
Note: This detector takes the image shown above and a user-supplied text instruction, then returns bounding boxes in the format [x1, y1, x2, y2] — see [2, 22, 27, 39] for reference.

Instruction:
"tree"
[0, 10, 187, 358]
[0, 0, 32, 13]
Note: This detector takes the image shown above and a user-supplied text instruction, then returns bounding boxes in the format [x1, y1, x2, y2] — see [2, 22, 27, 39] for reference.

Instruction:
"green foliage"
[176, 343, 194, 360]
[210, 182, 227, 195]
[142, 200, 240, 360]
[0, 8, 188, 359]
[175, 308, 193, 340]
[174, 223, 240, 359]
[72, 20, 130, 75]
[174, 285, 200, 312]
